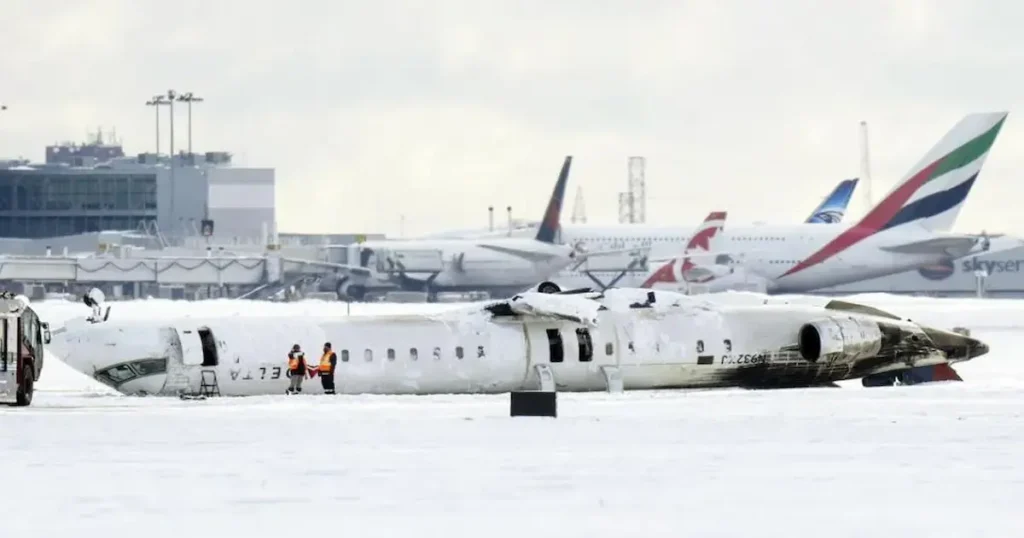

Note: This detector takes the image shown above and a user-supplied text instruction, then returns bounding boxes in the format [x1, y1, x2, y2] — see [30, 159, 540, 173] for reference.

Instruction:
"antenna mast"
[570, 185, 587, 224]
[618, 156, 647, 223]
[859, 121, 873, 209]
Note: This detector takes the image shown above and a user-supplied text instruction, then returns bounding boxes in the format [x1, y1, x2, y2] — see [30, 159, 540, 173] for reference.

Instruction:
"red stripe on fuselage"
[781, 159, 943, 277]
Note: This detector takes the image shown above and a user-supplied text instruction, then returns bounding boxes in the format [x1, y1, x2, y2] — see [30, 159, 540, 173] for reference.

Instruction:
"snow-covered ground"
[3, 294, 1023, 536]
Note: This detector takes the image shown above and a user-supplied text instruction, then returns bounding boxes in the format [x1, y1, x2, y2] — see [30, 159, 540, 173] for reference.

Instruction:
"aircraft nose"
[51, 321, 120, 377]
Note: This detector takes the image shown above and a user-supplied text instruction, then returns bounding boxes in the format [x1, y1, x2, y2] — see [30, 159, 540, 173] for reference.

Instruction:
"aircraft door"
[525, 324, 606, 390]
[176, 328, 205, 366]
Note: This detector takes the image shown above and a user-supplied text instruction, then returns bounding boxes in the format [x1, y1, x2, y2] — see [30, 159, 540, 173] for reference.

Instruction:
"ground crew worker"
[319, 342, 338, 394]
[287, 344, 306, 394]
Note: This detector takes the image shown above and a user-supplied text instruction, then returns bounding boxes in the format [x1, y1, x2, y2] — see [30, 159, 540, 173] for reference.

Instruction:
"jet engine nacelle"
[683, 263, 733, 282]
[798, 316, 884, 364]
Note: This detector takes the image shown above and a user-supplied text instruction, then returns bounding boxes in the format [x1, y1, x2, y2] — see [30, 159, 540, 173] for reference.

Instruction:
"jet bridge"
[0, 253, 374, 298]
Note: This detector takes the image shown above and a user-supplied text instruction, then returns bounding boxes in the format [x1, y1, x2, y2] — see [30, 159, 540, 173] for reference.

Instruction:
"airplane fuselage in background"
[350, 237, 576, 291]
[552, 223, 989, 292]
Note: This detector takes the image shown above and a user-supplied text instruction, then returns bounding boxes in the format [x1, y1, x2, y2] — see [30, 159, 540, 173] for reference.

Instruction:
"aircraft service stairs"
[199, 369, 221, 397]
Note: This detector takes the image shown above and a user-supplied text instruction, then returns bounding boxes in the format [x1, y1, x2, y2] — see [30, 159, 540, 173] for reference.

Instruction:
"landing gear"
[537, 281, 561, 294]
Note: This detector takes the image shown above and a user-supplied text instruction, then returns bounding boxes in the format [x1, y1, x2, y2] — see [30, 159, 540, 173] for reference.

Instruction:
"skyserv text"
[961, 258, 1024, 274]
[720, 353, 768, 365]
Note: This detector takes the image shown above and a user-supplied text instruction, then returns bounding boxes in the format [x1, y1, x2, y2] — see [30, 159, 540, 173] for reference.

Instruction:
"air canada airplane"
[50, 287, 987, 397]
[545, 112, 1016, 294]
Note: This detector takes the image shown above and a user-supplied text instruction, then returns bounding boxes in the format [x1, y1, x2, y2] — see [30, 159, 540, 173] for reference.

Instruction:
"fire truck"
[0, 294, 50, 407]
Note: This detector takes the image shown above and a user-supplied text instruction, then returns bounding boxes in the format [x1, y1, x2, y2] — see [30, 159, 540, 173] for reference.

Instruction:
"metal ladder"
[199, 369, 221, 397]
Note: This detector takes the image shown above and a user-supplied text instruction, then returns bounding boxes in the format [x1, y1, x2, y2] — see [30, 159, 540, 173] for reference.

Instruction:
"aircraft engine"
[536, 281, 561, 294]
[684, 263, 733, 281]
[797, 316, 884, 364]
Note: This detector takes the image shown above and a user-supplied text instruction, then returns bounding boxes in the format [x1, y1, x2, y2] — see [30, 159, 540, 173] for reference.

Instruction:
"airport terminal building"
[0, 134, 275, 246]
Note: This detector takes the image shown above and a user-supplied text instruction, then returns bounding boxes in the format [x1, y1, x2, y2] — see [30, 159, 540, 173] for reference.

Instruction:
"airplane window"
[433, 347, 441, 360]
[477, 345, 485, 358]
[98, 363, 135, 384]
[341, 350, 349, 362]
[546, 328, 564, 363]
[410, 348, 418, 360]
[576, 328, 593, 362]
[724, 339, 732, 352]
[456, 346, 464, 359]
[628, 341, 635, 353]
[387, 348, 395, 361]
[605, 342, 614, 355]
[364, 349, 373, 362]
[131, 358, 167, 377]
[697, 340, 705, 353]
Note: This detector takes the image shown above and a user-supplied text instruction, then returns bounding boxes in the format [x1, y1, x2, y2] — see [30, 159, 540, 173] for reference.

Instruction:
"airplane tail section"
[642, 211, 727, 287]
[805, 178, 859, 223]
[534, 156, 572, 244]
[781, 112, 1008, 278]
[866, 112, 1007, 233]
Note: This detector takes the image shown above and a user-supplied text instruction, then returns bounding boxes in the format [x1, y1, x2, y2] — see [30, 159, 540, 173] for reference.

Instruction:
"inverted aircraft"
[50, 287, 987, 397]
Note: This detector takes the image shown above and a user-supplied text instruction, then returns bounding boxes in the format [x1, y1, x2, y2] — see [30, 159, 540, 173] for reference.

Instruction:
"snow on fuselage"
[50, 289, 989, 397]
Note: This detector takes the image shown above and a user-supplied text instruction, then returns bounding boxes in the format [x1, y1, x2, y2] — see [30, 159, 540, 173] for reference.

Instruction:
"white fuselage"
[351, 237, 574, 290]
[553, 223, 974, 292]
[51, 290, 957, 397]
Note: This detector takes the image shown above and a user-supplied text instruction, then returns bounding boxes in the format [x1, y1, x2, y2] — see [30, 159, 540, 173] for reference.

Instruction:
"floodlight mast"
[176, 92, 204, 155]
[144, 95, 170, 155]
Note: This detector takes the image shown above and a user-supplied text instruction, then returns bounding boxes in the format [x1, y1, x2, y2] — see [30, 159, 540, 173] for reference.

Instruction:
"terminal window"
[0, 172, 158, 238]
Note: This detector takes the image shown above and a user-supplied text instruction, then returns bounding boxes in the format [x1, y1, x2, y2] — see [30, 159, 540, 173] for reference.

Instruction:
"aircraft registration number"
[720, 353, 768, 365]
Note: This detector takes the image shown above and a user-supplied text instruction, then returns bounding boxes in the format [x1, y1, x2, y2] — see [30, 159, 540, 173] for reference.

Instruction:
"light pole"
[144, 95, 169, 155]
[166, 89, 178, 221]
[176, 92, 204, 155]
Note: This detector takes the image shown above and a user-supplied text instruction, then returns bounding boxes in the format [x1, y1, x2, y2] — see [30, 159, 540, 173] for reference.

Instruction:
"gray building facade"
[0, 135, 276, 245]
[0, 166, 157, 238]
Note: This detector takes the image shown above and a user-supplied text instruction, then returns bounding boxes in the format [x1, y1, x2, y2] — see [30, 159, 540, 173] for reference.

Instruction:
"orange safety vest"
[319, 352, 334, 374]
[288, 354, 302, 371]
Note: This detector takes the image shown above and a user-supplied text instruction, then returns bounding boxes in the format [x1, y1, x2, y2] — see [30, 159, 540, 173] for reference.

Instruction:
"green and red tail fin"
[783, 112, 1008, 277]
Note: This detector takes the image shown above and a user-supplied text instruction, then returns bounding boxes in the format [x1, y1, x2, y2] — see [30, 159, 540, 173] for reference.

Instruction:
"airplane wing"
[478, 287, 721, 327]
[476, 243, 563, 262]
[280, 258, 373, 278]
[879, 236, 989, 257]
[481, 291, 604, 327]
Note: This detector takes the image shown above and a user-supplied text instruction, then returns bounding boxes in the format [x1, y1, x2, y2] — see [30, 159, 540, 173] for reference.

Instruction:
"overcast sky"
[1, 0, 1022, 237]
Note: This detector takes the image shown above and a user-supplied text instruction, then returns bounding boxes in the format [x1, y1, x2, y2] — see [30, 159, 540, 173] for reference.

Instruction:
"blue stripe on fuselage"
[879, 174, 977, 232]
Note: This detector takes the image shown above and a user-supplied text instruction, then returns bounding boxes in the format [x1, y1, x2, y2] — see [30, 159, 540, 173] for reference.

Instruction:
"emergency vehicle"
[0, 294, 49, 406]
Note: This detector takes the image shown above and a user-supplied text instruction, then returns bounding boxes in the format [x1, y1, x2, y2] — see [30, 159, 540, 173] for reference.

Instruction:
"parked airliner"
[334, 156, 577, 300]
[541, 112, 1015, 294]
[50, 287, 987, 397]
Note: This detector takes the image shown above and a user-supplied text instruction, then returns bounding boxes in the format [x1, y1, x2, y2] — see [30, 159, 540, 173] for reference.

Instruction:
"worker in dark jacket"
[319, 342, 338, 394]
[287, 344, 306, 394]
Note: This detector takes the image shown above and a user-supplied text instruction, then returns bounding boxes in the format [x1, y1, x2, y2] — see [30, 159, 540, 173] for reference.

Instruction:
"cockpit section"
[93, 358, 168, 391]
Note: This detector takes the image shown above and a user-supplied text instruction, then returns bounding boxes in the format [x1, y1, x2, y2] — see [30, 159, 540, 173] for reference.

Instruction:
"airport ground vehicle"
[0, 295, 49, 406]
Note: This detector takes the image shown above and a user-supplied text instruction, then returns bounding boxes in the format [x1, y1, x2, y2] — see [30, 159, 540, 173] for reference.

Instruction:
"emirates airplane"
[540, 111, 1016, 294]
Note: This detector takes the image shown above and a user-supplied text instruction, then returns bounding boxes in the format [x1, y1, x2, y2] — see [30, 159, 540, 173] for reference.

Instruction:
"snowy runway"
[5, 294, 1024, 536]
[6, 386, 1024, 537]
